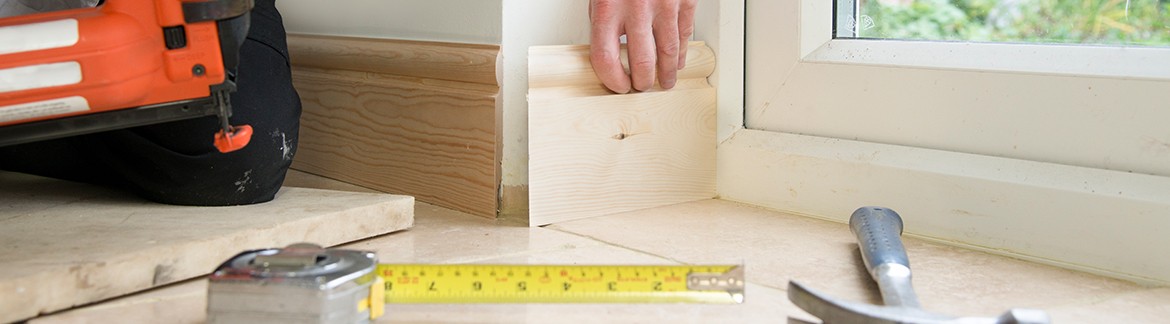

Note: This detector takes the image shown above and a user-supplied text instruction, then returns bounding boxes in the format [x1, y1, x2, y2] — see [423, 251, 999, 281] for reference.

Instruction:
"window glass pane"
[836, 0, 1170, 47]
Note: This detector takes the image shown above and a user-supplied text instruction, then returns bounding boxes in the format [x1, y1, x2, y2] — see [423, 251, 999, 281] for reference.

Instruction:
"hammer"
[787, 207, 1051, 324]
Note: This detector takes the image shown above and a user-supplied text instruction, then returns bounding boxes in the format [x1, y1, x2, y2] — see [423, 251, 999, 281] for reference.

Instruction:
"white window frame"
[803, 0, 1170, 80]
[716, 0, 1170, 285]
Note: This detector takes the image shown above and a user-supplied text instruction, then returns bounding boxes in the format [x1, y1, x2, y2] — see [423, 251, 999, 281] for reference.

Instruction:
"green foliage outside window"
[854, 0, 1170, 46]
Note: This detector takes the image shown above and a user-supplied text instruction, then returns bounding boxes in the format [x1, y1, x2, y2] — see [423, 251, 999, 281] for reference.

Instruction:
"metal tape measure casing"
[207, 243, 379, 324]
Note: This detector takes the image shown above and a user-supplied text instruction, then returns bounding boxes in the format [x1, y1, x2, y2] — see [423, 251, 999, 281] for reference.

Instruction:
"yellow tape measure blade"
[376, 264, 744, 304]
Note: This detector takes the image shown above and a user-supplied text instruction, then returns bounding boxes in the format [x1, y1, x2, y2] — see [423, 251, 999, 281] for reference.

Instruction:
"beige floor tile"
[1047, 288, 1170, 323]
[28, 189, 1157, 323]
[289, 170, 607, 265]
[378, 282, 805, 324]
[549, 199, 878, 300]
[32, 201, 807, 324]
[30, 279, 207, 324]
[550, 199, 1144, 318]
[338, 203, 606, 264]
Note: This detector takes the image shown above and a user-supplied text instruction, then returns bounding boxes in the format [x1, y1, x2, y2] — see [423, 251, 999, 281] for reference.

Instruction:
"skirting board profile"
[717, 129, 1170, 285]
[286, 34, 500, 218]
[527, 42, 718, 225]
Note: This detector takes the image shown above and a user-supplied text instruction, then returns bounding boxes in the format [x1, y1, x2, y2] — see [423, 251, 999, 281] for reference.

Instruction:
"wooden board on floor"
[287, 34, 500, 218]
[527, 43, 718, 225]
[0, 171, 414, 323]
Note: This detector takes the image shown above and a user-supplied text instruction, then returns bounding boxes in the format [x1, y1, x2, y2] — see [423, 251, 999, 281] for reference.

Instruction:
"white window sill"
[805, 39, 1170, 81]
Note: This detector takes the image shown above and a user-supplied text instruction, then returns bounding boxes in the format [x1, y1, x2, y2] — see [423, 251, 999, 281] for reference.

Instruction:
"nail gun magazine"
[0, 0, 255, 152]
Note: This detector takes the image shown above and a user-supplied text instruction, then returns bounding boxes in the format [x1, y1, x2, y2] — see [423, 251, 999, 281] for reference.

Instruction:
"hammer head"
[787, 281, 1051, 324]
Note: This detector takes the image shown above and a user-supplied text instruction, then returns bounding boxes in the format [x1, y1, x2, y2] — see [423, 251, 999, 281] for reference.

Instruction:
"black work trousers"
[0, 0, 301, 206]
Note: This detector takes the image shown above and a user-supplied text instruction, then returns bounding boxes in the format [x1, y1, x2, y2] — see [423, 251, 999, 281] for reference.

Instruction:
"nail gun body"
[0, 0, 254, 152]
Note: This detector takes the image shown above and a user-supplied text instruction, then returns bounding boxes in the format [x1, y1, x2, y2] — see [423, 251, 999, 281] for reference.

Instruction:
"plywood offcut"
[0, 171, 414, 323]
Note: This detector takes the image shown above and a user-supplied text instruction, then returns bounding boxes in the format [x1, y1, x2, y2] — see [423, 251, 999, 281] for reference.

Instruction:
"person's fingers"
[625, 4, 657, 92]
[653, 7, 680, 89]
[589, 0, 631, 94]
[589, 0, 695, 93]
[677, 0, 697, 69]
[626, 27, 657, 92]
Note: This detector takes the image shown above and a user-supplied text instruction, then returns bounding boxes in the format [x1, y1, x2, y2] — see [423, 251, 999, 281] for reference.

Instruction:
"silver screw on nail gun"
[788, 207, 1051, 324]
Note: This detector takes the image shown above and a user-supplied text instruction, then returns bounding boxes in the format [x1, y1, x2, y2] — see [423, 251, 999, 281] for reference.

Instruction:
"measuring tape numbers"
[378, 264, 745, 304]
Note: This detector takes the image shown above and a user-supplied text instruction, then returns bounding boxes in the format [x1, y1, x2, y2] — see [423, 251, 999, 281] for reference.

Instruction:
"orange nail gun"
[0, 0, 254, 153]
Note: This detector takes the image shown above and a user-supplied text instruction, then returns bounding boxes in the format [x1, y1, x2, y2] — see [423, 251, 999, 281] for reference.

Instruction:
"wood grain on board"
[0, 171, 414, 323]
[287, 34, 500, 218]
[288, 34, 499, 85]
[527, 42, 717, 225]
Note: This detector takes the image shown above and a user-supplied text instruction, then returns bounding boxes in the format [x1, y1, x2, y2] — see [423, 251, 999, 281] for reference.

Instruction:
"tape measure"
[377, 264, 745, 304]
[207, 244, 744, 323]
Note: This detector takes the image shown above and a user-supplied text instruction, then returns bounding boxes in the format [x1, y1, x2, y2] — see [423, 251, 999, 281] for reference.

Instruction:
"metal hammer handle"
[849, 206, 921, 309]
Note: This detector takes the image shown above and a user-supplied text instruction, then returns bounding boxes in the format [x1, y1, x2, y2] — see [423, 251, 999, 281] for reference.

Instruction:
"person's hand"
[589, 0, 698, 94]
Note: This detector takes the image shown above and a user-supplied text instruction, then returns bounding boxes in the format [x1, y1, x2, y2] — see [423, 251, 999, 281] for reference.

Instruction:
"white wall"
[499, 0, 591, 196]
[276, 0, 502, 44]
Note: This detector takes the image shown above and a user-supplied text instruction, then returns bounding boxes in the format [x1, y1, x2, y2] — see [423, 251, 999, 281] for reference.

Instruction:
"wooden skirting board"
[0, 171, 414, 323]
[527, 42, 718, 225]
[287, 34, 500, 218]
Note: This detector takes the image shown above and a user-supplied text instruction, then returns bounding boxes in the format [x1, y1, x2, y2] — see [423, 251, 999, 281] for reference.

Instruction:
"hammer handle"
[849, 206, 920, 308]
[849, 207, 909, 270]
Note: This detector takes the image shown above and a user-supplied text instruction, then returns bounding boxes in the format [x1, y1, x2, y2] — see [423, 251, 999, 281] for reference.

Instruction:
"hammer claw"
[786, 207, 1051, 324]
[788, 280, 951, 324]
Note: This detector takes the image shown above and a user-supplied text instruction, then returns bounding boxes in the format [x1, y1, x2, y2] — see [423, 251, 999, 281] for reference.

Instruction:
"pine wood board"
[291, 67, 497, 218]
[287, 34, 500, 218]
[527, 43, 717, 225]
[527, 42, 717, 91]
[0, 171, 414, 323]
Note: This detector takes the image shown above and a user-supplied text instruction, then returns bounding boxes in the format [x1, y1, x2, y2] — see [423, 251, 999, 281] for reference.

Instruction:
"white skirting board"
[717, 129, 1170, 285]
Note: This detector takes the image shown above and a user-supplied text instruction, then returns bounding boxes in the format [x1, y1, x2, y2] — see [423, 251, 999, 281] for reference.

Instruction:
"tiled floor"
[30, 173, 1170, 323]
